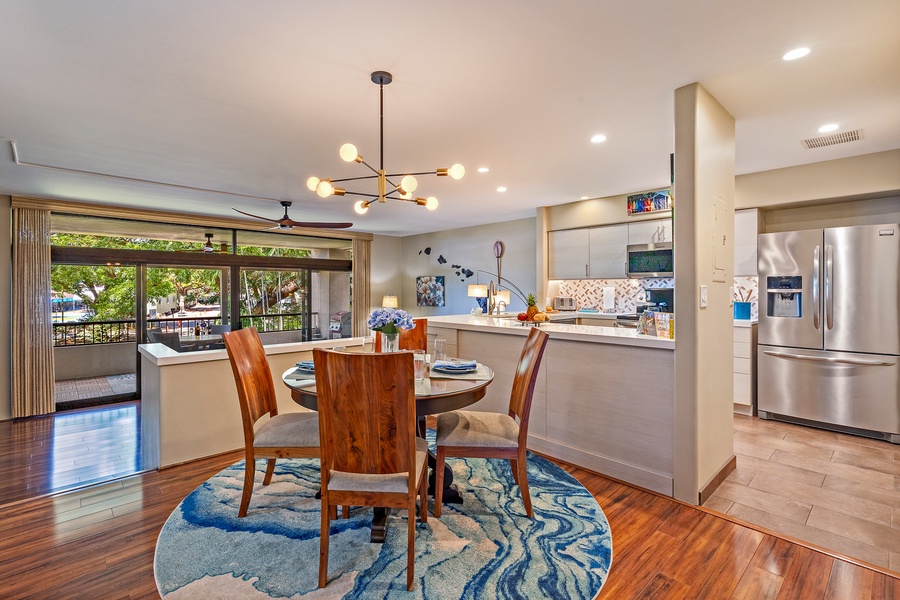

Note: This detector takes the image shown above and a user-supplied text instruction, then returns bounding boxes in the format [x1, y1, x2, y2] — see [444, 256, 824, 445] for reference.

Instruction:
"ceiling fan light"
[306, 176, 320, 191]
[354, 200, 369, 214]
[340, 143, 360, 162]
[400, 175, 418, 193]
[316, 180, 334, 198]
[425, 196, 439, 210]
[448, 163, 465, 180]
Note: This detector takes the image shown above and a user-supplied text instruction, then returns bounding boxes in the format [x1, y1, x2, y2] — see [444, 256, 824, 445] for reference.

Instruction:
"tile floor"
[55, 373, 136, 405]
[704, 414, 900, 574]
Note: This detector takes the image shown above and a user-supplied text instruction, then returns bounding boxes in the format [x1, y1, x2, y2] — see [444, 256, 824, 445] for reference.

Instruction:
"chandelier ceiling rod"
[306, 70, 464, 215]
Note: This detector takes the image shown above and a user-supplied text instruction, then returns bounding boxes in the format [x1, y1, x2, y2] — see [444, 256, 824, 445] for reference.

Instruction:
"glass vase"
[381, 331, 399, 353]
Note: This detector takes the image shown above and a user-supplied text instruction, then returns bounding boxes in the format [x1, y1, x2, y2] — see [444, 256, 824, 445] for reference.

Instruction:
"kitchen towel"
[602, 287, 616, 312]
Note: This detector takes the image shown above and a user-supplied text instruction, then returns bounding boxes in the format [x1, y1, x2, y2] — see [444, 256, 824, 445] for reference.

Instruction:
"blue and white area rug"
[155, 449, 612, 599]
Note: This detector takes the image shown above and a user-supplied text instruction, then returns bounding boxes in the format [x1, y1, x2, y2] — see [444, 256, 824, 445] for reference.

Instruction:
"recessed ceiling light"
[497, 186, 507, 192]
[477, 167, 489, 173]
[818, 123, 839, 133]
[580, 196, 589, 200]
[783, 47, 810, 61]
[590, 134, 607, 144]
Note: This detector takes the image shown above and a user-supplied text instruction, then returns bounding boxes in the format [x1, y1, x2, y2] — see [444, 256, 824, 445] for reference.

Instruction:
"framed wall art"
[416, 275, 445, 307]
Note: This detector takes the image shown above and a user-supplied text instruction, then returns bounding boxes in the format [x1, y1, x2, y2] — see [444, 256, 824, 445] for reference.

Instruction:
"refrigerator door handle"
[812, 245, 820, 329]
[824, 244, 834, 330]
[763, 350, 895, 367]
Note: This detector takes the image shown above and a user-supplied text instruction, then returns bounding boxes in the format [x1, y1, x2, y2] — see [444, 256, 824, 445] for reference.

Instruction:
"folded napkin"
[433, 359, 477, 370]
[296, 361, 315, 370]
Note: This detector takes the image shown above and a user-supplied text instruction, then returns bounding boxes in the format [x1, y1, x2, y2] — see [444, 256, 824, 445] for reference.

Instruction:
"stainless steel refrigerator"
[757, 223, 900, 443]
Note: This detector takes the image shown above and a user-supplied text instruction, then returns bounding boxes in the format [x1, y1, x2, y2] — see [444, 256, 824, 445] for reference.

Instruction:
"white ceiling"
[1, 1, 898, 237]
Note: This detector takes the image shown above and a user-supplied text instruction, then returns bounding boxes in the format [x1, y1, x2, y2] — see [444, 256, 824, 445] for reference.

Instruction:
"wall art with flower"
[416, 275, 445, 307]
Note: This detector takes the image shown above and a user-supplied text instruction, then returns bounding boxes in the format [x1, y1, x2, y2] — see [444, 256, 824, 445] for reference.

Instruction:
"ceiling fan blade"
[232, 208, 280, 223]
[283, 219, 354, 229]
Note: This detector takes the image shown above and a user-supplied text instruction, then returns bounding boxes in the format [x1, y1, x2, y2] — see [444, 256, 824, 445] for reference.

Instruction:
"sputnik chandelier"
[305, 71, 464, 215]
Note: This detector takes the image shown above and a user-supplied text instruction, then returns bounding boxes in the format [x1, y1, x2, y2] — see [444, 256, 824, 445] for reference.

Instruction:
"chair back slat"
[374, 318, 427, 352]
[314, 349, 416, 477]
[509, 327, 549, 440]
[222, 328, 278, 427]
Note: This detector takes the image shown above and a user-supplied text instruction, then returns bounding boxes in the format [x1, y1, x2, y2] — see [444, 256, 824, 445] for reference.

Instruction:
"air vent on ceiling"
[802, 129, 862, 149]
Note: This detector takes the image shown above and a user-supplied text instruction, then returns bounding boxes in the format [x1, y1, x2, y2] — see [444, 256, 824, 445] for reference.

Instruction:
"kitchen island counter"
[427, 314, 674, 348]
[426, 314, 675, 495]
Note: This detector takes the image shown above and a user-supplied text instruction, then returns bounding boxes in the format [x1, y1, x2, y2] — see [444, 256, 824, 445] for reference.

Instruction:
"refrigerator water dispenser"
[766, 276, 802, 318]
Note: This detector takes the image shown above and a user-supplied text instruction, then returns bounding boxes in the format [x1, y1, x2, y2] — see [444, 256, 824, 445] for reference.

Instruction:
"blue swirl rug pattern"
[155, 449, 612, 598]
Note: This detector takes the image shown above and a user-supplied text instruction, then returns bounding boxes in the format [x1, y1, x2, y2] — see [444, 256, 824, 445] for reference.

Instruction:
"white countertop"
[138, 336, 370, 366]
[428, 314, 675, 349]
[733, 319, 758, 328]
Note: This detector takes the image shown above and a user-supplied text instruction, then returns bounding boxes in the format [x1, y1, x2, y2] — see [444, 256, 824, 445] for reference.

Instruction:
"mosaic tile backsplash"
[558, 278, 674, 313]
[558, 276, 758, 319]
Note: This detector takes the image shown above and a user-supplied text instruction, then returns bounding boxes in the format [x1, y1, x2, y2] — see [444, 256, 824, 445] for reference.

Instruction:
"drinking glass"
[433, 338, 447, 362]
[413, 350, 427, 381]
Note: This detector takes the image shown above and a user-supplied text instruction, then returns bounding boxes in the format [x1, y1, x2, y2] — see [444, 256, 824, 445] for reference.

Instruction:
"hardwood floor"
[1, 407, 898, 598]
[704, 414, 900, 574]
[0, 402, 142, 506]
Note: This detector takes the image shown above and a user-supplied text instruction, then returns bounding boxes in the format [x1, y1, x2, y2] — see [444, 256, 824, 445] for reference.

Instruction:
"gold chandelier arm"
[329, 174, 380, 184]
[384, 170, 439, 177]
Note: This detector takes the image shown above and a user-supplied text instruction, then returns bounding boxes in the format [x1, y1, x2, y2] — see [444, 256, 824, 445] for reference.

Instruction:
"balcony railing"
[52, 312, 320, 347]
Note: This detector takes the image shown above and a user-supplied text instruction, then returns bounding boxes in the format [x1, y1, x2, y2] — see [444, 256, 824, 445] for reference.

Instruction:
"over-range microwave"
[626, 243, 674, 278]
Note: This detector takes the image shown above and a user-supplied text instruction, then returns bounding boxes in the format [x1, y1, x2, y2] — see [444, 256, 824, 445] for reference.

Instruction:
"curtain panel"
[351, 238, 371, 337]
[11, 208, 55, 418]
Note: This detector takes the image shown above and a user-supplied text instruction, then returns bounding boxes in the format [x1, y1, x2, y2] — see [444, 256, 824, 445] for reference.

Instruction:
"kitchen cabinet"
[628, 217, 672, 245]
[589, 224, 628, 278]
[578, 315, 617, 327]
[733, 323, 757, 415]
[548, 228, 590, 279]
[734, 209, 759, 276]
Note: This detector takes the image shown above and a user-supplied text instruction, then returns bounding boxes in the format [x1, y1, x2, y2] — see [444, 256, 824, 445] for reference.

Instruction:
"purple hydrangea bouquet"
[367, 307, 415, 335]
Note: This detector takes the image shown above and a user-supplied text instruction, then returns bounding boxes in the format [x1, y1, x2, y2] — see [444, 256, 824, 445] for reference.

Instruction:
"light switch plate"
[700, 285, 708, 308]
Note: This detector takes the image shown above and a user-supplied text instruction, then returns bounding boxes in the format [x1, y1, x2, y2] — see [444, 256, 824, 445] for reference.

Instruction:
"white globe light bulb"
[425, 196, 439, 211]
[316, 180, 334, 198]
[354, 200, 369, 215]
[448, 163, 465, 180]
[400, 175, 418, 193]
[339, 143, 358, 162]
[306, 176, 320, 191]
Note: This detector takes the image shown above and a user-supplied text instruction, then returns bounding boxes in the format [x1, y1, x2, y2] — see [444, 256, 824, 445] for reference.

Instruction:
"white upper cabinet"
[734, 209, 759, 276]
[589, 224, 628, 278]
[628, 217, 672, 245]
[548, 228, 590, 279]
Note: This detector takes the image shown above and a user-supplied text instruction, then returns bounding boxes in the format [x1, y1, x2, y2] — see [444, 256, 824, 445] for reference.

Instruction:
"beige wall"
[545, 192, 672, 232]
[672, 83, 736, 504]
[370, 234, 403, 317]
[763, 195, 900, 233]
[0, 196, 10, 420]
[399, 218, 537, 316]
[736, 148, 900, 209]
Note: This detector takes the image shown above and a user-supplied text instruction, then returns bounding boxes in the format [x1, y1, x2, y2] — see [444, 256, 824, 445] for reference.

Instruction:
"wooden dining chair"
[313, 348, 428, 591]
[374, 317, 427, 352]
[223, 327, 320, 518]
[434, 326, 549, 518]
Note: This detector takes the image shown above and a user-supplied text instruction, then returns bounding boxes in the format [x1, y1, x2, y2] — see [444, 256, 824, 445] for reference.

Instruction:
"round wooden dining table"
[281, 362, 494, 542]
[282, 364, 494, 418]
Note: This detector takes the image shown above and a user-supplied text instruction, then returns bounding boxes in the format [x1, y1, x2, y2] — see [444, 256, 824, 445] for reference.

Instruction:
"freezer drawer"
[758, 346, 900, 438]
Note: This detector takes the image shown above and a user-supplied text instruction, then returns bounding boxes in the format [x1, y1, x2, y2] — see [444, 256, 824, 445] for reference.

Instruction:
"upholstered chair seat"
[436, 411, 519, 449]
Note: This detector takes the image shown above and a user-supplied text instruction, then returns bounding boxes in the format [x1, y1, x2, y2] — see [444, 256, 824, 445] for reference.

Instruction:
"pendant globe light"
[306, 71, 464, 215]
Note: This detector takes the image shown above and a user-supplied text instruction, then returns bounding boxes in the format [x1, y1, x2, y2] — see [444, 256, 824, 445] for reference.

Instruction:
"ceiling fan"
[178, 233, 230, 253]
[233, 201, 353, 230]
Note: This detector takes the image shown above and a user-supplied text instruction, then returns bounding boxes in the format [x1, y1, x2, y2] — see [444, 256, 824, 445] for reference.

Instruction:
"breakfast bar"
[425, 315, 676, 495]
